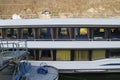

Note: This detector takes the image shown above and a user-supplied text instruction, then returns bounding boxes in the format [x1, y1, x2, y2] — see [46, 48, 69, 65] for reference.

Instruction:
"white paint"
[1, 41, 120, 49]
[26, 58, 120, 70]
[0, 18, 120, 27]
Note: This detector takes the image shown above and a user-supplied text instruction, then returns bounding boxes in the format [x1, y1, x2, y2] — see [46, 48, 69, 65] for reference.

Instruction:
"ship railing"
[0, 40, 28, 70]
[0, 38, 120, 41]
[0, 40, 27, 50]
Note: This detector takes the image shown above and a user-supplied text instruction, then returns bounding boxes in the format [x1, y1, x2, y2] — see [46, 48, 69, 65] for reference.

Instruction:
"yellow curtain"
[100, 28, 104, 32]
[56, 50, 70, 61]
[80, 28, 88, 35]
[92, 50, 105, 60]
[74, 50, 88, 61]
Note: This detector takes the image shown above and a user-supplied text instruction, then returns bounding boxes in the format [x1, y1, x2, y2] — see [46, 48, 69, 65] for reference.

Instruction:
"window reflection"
[1, 27, 119, 41]
[110, 28, 120, 40]
[93, 28, 105, 40]
[92, 50, 105, 60]
[22, 29, 28, 39]
[109, 50, 120, 58]
[6, 29, 10, 39]
[5, 28, 18, 39]
[39, 50, 53, 61]
[22, 28, 34, 39]
[74, 50, 89, 61]
[40, 28, 51, 39]
[75, 28, 89, 40]
[28, 28, 34, 38]
[56, 50, 70, 61]
[57, 28, 70, 39]
[0, 29, 2, 38]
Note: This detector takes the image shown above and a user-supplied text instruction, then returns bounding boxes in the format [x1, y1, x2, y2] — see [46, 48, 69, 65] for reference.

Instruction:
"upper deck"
[0, 18, 120, 62]
[0, 18, 120, 49]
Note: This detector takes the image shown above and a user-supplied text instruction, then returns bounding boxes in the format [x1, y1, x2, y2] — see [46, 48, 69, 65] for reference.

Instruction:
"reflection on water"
[59, 73, 120, 80]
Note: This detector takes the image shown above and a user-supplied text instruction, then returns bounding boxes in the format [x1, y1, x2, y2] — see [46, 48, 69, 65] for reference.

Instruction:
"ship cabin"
[0, 18, 120, 61]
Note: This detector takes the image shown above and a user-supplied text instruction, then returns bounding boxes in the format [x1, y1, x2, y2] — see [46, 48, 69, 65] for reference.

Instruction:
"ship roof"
[0, 18, 120, 27]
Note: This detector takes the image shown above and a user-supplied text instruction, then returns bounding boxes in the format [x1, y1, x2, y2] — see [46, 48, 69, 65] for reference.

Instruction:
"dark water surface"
[59, 73, 120, 80]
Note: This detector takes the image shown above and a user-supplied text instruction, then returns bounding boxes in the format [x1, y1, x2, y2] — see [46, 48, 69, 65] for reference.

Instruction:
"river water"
[59, 73, 120, 80]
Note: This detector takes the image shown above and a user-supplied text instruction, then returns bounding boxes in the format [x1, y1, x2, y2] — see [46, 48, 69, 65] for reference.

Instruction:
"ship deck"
[26, 66, 58, 80]
[0, 68, 12, 80]
[0, 64, 58, 80]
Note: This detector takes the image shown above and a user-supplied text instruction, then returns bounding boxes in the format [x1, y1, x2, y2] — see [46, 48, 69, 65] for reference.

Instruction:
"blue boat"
[12, 62, 58, 80]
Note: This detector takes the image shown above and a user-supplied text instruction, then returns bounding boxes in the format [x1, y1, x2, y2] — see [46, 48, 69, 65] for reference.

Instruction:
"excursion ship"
[0, 18, 120, 74]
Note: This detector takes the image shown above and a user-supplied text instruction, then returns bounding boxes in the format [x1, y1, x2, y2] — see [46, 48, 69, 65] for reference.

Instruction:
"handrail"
[0, 38, 120, 42]
[0, 40, 27, 49]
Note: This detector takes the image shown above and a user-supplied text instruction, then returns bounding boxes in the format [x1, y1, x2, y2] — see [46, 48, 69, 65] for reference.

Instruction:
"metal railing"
[0, 40, 28, 70]
[0, 40, 27, 50]
[0, 38, 120, 42]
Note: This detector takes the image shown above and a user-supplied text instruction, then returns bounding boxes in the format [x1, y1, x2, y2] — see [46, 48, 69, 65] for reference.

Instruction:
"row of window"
[28, 49, 120, 61]
[0, 27, 120, 40]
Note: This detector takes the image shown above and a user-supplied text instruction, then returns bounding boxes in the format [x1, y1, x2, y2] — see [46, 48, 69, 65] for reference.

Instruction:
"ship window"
[56, 50, 70, 61]
[6, 29, 11, 38]
[22, 28, 34, 39]
[93, 28, 105, 40]
[75, 28, 89, 40]
[41, 50, 51, 57]
[39, 28, 51, 39]
[100, 28, 104, 32]
[22, 29, 28, 39]
[74, 50, 89, 61]
[13, 29, 18, 39]
[57, 28, 70, 39]
[109, 50, 120, 58]
[28, 28, 34, 38]
[110, 28, 120, 40]
[5, 28, 18, 39]
[92, 50, 105, 60]
[0, 29, 2, 38]
[60, 28, 68, 35]
[28, 50, 35, 60]
[39, 50, 53, 61]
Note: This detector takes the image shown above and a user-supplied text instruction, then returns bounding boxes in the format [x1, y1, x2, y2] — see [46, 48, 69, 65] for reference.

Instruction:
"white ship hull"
[27, 58, 120, 73]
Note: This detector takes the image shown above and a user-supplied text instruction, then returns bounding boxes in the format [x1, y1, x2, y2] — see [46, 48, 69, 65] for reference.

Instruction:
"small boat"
[12, 61, 58, 80]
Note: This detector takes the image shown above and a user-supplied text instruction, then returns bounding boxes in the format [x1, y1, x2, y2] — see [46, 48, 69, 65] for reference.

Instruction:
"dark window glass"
[109, 50, 120, 58]
[93, 28, 105, 40]
[110, 28, 120, 40]
[57, 28, 70, 39]
[40, 28, 51, 39]
[22, 29, 28, 39]
[41, 50, 51, 57]
[22, 28, 34, 39]
[6, 28, 18, 39]
[75, 28, 89, 40]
